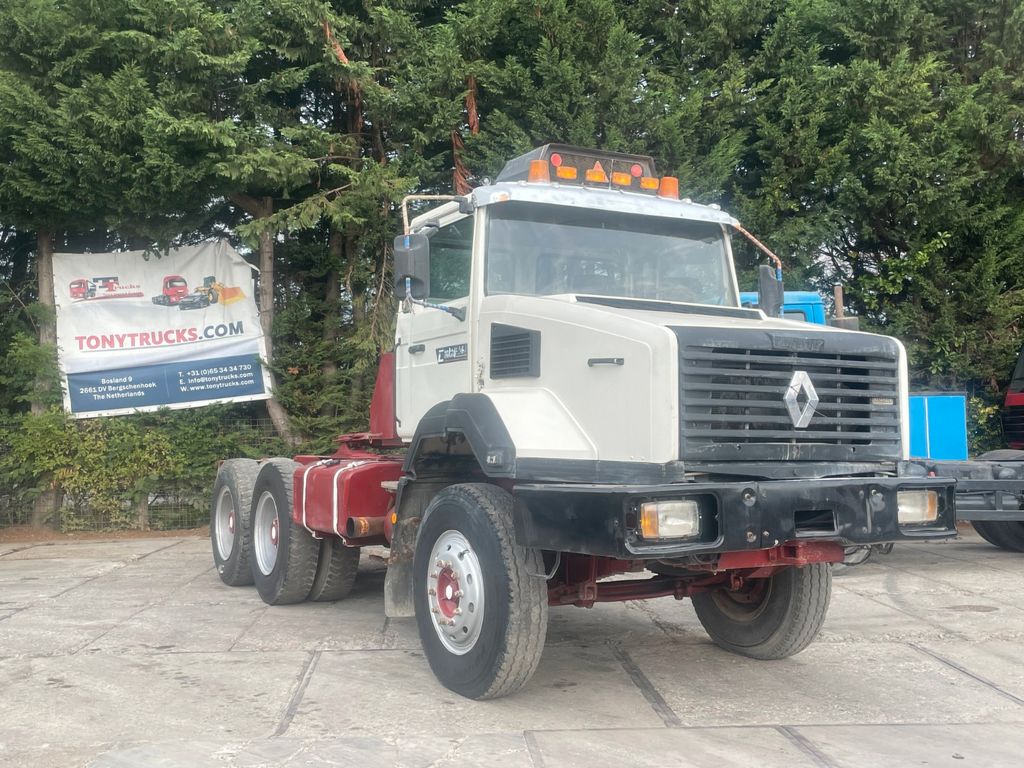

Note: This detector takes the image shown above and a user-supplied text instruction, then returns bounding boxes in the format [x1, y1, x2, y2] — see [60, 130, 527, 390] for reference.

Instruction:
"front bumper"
[512, 476, 956, 559]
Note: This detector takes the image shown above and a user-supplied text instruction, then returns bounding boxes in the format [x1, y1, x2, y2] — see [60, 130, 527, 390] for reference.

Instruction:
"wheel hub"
[436, 567, 461, 618]
[214, 487, 235, 560]
[711, 577, 773, 622]
[427, 530, 484, 655]
[254, 491, 280, 576]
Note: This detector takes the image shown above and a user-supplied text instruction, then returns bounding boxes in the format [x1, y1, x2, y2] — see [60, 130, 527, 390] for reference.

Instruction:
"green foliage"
[2, 0, 1024, 528]
[968, 395, 1005, 457]
[0, 407, 289, 530]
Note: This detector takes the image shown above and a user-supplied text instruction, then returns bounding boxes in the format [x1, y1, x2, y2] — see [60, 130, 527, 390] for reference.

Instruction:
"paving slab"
[913, 639, 1024, 702]
[0, 539, 182, 561]
[844, 584, 1024, 640]
[87, 732, 534, 768]
[793, 723, 1024, 767]
[0, 577, 89, 607]
[0, 598, 147, 656]
[627, 639, 1024, 726]
[286, 646, 666, 738]
[545, 597, 703, 647]
[871, 559, 1024, 611]
[0, 558, 127, 582]
[529, 726, 819, 767]
[0, 744, 103, 768]
[817, 585, 962, 643]
[232, 598, 385, 652]
[84, 599, 267, 654]
[0, 651, 306, 746]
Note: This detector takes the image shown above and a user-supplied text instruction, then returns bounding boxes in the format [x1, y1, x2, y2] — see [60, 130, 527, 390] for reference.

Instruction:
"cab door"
[394, 213, 475, 440]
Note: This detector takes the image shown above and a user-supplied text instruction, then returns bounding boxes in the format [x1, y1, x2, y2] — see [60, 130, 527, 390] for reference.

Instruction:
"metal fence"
[0, 417, 283, 533]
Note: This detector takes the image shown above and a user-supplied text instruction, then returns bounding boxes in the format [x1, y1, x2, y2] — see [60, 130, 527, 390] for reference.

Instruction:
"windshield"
[485, 202, 737, 306]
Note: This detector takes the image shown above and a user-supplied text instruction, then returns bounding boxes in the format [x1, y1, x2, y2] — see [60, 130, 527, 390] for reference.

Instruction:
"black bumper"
[512, 476, 956, 559]
[927, 460, 1024, 522]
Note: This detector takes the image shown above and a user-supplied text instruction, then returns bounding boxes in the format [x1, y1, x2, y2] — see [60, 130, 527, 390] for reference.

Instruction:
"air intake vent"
[490, 324, 540, 379]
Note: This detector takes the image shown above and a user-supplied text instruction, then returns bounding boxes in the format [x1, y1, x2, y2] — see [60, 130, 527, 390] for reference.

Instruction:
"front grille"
[678, 333, 902, 462]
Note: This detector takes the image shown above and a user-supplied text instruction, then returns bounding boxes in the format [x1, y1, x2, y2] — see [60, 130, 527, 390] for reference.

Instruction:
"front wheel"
[413, 483, 548, 700]
[692, 563, 831, 660]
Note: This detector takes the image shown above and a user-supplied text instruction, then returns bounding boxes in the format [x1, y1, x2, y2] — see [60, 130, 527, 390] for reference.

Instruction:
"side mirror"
[757, 264, 783, 318]
[393, 233, 430, 300]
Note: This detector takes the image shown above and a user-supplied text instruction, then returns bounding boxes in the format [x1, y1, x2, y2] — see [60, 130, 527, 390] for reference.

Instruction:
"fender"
[403, 393, 517, 478]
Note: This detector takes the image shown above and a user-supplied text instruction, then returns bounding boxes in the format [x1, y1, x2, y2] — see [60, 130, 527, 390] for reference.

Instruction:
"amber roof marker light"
[527, 159, 551, 183]
[658, 176, 680, 200]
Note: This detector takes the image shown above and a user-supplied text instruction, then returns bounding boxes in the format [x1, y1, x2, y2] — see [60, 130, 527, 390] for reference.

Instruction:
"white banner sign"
[52, 240, 272, 417]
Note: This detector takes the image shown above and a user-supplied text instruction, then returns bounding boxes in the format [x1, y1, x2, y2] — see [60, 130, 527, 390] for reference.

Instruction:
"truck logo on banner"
[52, 240, 272, 418]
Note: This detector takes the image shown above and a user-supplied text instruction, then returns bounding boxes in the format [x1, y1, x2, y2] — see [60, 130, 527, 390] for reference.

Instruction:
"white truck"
[210, 145, 957, 700]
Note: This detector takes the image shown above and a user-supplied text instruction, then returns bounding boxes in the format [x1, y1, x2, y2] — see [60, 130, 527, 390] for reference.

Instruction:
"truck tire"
[692, 563, 831, 660]
[971, 451, 1024, 552]
[250, 459, 320, 605]
[308, 537, 360, 601]
[210, 459, 259, 586]
[971, 520, 1024, 552]
[413, 483, 548, 700]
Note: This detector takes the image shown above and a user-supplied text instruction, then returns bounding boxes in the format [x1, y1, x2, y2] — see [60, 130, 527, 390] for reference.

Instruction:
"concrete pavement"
[1, 529, 1023, 767]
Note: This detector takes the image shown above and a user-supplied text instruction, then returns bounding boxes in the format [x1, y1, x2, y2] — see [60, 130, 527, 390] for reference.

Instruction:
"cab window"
[429, 217, 474, 301]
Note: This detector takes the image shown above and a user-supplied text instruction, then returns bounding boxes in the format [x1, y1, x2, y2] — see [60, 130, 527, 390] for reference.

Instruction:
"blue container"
[739, 290, 826, 324]
[908, 393, 968, 460]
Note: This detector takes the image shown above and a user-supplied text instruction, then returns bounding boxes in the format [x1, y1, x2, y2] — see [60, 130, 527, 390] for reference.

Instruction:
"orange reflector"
[611, 171, 632, 186]
[585, 168, 608, 183]
[658, 176, 680, 199]
[639, 176, 659, 190]
[528, 159, 550, 183]
[555, 165, 578, 180]
[639, 505, 660, 539]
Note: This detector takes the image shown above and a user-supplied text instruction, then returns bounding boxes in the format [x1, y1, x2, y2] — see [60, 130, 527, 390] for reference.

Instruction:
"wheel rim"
[709, 578, 773, 623]
[253, 490, 280, 576]
[214, 487, 236, 560]
[427, 530, 484, 655]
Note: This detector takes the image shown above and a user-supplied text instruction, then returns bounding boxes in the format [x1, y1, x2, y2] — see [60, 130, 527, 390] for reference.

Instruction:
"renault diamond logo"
[784, 370, 819, 428]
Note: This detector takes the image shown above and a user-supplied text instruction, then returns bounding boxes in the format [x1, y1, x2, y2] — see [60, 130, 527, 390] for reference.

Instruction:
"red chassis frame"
[546, 542, 845, 608]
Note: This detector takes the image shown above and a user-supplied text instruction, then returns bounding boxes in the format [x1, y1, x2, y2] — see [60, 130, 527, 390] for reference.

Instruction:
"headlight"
[639, 500, 700, 540]
[897, 490, 939, 525]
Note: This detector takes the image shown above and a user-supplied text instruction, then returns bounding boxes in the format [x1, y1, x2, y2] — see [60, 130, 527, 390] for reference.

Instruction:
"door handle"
[409, 343, 426, 355]
[588, 357, 624, 367]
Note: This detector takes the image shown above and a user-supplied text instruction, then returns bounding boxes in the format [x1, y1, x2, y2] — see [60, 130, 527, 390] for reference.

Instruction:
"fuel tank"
[291, 457, 403, 542]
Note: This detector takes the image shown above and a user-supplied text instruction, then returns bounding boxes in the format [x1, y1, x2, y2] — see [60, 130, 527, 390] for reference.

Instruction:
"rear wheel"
[413, 483, 548, 700]
[692, 564, 831, 660]
[250, 459, 320, 605]
[308, 537, 360, 601]
[210, 459, 259, 586]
